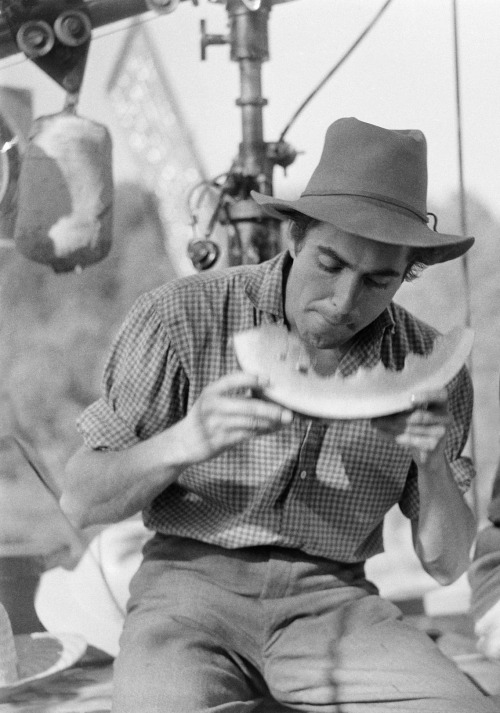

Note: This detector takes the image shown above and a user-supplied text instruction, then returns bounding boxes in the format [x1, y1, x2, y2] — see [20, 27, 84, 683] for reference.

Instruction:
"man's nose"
[331, 274, 360, 314]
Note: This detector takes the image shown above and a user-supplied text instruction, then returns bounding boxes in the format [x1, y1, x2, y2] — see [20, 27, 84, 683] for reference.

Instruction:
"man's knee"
[112, 622, 261, 713]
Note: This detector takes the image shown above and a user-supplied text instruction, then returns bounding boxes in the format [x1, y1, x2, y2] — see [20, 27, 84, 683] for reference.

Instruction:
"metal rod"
[238, 58, 265, 176]
[84, 0, 149, 30]
[227, 0, 271, 186]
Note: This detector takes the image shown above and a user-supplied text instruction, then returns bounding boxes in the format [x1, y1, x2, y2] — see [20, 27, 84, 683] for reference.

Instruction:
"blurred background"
[1, 0, 500, 640]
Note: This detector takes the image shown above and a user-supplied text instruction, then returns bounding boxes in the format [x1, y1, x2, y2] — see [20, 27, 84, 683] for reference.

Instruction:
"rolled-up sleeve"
[77, 293, 188, 451]
[399, 365, 475, 520]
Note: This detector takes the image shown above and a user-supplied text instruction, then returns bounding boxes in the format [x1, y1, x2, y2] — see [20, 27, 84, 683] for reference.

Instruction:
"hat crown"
[302, 117, 428, 220]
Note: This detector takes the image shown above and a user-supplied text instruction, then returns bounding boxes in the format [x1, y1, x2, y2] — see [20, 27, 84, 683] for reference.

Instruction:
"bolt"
[26, 28, 46, 48]
[62, 17, 85, 39]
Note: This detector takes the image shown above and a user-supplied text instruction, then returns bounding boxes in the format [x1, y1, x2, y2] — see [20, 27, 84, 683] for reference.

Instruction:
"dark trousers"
[112, 534, 496, 713]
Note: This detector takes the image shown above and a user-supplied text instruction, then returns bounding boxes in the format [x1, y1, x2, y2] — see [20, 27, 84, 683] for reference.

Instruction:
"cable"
[278, 0, 395, 143]
[186, 173, 227, 221]
[452, 0, 478, 518]
[452, 0, 469, 251]
[0, 11, 161, 74]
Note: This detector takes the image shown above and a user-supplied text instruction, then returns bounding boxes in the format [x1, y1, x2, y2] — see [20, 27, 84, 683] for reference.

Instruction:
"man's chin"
[302, 328, 349, 351]
[301, 314, 358, 348]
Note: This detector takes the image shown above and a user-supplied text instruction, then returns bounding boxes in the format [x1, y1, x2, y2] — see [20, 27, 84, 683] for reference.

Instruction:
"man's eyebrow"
[317, 246, 401, 277]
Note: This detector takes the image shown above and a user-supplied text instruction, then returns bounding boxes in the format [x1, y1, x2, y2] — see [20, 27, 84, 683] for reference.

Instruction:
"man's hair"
[287, 212, 431, 283]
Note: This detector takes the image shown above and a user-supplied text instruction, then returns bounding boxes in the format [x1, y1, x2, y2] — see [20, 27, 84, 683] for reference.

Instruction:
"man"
[469, 445, 500, 660]
[61, 118, 495, 712]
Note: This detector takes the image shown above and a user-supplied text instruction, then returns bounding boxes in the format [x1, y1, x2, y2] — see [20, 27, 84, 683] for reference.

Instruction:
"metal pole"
[228, 0, 269, 185]
[221, 0, 282, 264]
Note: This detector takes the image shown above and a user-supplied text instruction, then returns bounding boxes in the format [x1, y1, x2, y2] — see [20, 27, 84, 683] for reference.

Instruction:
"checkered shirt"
[77, 251, 474, 562]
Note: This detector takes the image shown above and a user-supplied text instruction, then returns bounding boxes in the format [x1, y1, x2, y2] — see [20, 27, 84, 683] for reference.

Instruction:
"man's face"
[284, 221, 410, 350]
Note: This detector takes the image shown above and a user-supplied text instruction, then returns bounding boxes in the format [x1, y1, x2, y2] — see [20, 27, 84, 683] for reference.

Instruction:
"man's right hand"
[61, 373, 293, 529]
[181, 371, 294, 464]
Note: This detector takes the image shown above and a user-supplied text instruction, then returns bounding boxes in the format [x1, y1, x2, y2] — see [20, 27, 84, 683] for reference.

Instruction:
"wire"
[186, 173, 227, 216]
[452, 0, 478, 517]
[0, 11, 161, 74]
[452, 0, 469, 250]
[278, 0, 395, 143]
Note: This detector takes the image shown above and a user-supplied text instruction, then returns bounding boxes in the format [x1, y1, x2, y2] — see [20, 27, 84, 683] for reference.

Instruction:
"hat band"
[300, 190, 429, 224]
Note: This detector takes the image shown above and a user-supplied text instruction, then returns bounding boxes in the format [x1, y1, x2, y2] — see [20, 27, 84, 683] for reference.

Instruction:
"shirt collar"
[244, 250, 291, 323]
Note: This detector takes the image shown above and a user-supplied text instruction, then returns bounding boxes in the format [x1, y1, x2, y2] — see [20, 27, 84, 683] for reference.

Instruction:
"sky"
[1, 0, 500, 230]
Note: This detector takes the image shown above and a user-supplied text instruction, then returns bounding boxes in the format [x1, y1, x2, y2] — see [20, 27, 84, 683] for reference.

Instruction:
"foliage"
[0, 182, 175, 486]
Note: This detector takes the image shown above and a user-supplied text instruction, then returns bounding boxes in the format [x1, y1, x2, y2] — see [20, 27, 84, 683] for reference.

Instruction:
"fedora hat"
[36, 518, 151, 657]
[252, 117, 474, 264]
[0, 601, 87, 701]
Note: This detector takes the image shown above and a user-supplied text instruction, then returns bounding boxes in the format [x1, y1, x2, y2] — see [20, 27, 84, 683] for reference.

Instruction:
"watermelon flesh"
[233, 324, 474, 419]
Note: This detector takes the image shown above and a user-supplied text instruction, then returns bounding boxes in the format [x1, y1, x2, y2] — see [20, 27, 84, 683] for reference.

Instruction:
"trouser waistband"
[142, 533, 371, 599]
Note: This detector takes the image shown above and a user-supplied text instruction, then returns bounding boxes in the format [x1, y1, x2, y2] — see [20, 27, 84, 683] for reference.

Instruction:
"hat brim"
[35, 519, 150, 657]
[251, 191, 474, 265]
[0, 632, 87, 701]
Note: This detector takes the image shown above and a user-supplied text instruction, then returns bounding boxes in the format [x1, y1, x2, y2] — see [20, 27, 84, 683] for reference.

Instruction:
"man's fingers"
[411, 388, 449, 414]
[205, 371, 270, 396]
[373, 408, 450, 436]
[236, 409, 294, 431]
[222, 399, 294, 429]
[374, 389, 449, 430]
[190, 372, 295, 463]
[395, 433, 443, 450]
[203, 373, 293, 425]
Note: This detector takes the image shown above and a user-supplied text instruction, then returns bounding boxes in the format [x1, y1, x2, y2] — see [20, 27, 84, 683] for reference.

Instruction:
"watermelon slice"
[233, 324, 474, 419]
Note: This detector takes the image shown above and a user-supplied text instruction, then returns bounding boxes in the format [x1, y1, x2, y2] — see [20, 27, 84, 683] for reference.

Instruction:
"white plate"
[233, 324, 474, 419]
[0, 632, 87, 701]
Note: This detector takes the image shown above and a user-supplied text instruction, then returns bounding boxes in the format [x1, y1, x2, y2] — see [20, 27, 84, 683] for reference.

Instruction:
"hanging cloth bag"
[14, 106, 113, 273]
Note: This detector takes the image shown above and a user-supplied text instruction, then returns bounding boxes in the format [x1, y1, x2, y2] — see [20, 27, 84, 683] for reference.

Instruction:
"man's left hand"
[371, 389, 450, 469]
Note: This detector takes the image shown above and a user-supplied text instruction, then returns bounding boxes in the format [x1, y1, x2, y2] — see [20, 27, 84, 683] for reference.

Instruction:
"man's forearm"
[414, 456, 476, 585]
[60, 419, 193, 529]
[61, 372, 292, 529]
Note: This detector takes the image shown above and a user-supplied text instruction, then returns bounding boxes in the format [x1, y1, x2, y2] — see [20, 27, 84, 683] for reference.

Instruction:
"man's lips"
[314, 311, 355, 329]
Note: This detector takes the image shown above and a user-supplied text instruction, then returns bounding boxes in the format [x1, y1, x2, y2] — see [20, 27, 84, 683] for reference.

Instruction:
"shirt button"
[299, 470, 307, 480]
